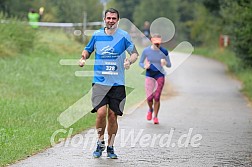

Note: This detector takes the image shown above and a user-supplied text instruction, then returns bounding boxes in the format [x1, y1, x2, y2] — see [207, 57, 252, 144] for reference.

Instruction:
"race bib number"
[105, 65, 116, 71]
[101, 62, 118, 75]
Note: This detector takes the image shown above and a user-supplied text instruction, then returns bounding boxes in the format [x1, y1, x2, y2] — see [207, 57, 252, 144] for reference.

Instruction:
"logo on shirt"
[101, 45, 118, 55]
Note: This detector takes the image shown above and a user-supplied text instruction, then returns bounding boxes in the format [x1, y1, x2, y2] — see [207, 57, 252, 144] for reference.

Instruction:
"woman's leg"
[145, 77, 157, 120]
[145, 77, 157, 111]
[153, 77, 165, 118]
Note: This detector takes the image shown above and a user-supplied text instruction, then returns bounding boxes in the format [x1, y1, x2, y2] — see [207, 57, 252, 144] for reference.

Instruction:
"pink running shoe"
[153, 117, 159, 124]
[147, 111, 152, 121]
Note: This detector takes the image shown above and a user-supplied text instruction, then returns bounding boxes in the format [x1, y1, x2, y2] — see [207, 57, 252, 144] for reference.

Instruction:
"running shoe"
[147, 110, 153, 121]
[153, 117, 159, 124]
[107, 146, 118, 159]
[93, 141, 105, 158]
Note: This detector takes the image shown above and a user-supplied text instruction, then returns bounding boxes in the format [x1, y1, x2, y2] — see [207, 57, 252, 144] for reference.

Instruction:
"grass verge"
[0, 28, 96, 166]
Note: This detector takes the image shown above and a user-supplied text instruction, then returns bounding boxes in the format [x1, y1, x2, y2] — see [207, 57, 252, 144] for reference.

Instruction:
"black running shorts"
[91, 83, 126, 116]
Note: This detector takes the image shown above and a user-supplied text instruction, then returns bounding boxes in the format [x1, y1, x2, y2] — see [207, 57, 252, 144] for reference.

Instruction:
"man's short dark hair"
[105, 8, 120, 19]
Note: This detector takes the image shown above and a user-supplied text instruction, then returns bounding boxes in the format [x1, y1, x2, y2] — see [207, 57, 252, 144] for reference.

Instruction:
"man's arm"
[129, 52, 138, 64]
[79, 50, 90, 67]
[81, 50, 90, 59]
[124, 46, 139, 69]
[128, 45, 139, 64]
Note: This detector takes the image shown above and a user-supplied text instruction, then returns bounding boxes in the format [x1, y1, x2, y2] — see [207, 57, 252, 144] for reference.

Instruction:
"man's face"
[104, 12, 119, 29]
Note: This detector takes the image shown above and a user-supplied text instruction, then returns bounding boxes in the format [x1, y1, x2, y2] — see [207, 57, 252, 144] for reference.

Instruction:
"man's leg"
[106, 109, 118, 159]
[93, 105, 107, 158]
[96, 105, 107, 141]
[107, 109, 118, 146]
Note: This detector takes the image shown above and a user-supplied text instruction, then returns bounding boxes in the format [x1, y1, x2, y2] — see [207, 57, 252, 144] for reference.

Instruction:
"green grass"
[0, 29, 96, 166]
[0, 14, 37, 57]
[194, 47, 252, 101]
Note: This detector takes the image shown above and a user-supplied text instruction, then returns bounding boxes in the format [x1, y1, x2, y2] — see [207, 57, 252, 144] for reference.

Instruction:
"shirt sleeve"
[125, 33, 138, 55]
[84, 35, 95, 54]
[165, 50, 171, 67]
[139, 49, 146, 69]
[160, 47, 171, 68]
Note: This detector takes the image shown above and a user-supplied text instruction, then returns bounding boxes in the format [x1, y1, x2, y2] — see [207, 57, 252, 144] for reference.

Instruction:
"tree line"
[0, 0, 251, 66]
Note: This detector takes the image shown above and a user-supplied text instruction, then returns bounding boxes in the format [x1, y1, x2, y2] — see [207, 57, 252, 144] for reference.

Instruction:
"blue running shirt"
[85, 28, 135, 86]
[139, 46, 171, 78]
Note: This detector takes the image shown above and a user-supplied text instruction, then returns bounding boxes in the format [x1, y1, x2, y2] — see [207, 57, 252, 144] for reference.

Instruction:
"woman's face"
[151, 37, 162, 48]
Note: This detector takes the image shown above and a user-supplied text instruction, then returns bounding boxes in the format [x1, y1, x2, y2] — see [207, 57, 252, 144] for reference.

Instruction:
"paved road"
[11, 55, 252, 167]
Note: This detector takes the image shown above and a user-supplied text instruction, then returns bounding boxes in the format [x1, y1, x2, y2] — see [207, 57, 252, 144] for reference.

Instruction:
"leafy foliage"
[133, 0, 179, 28]
[221, 0, 252, 67]
[110, 0, 141, 21]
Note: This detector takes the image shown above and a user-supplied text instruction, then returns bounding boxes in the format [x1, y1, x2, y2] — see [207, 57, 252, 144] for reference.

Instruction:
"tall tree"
[110, 0, 141, 21]
[50, 0, 103, 23]
[202, 0, 221, 16]
[133, 0, 178, 31]
[221, 0, 252, 66]
[0, 0, 33, 19]
[176, 0, 197, 42]
[190, 4, 221, 46]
